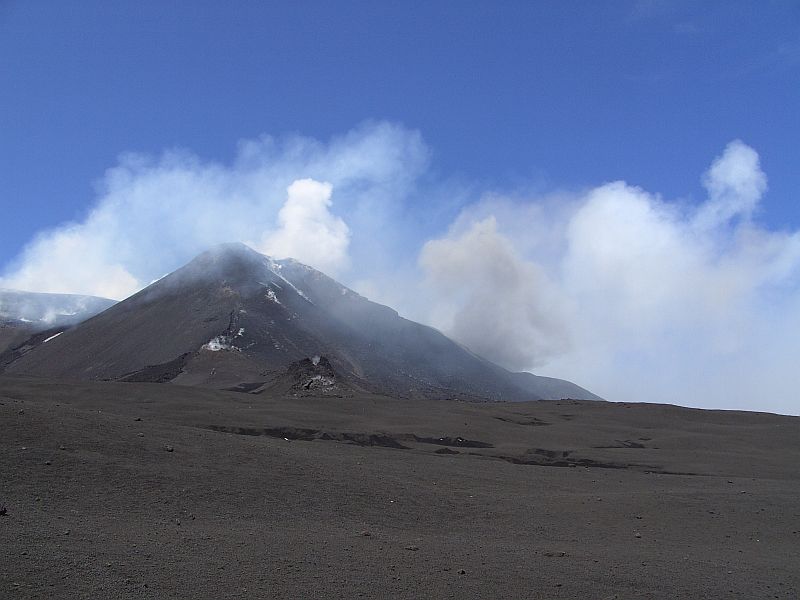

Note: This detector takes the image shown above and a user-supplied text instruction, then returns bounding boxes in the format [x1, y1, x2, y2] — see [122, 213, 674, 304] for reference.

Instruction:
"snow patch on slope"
[263, 258, 314, 304]
[42, 331, 64, 343]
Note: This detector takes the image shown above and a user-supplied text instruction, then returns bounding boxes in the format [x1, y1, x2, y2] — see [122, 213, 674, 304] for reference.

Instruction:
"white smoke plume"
[0, 121, 427, 299]
[420, 216, 570, 371]
[694, 139, 768, 229]
[258, 179, 350, 274]
[421, 140, 800, 413]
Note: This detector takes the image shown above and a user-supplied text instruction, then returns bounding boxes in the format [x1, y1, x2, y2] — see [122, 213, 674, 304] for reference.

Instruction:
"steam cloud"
[0, 121, 427, 299]
[420, 140, 800, 413]
[2, 125, 799, 414]
[420, 217, 570, 371]
[258, 179, 350, 274]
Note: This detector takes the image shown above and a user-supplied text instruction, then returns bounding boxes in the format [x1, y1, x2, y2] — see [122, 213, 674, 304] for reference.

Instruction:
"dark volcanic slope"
[0, 321, 36, 354]
[1, 376, 798, 599]
[3, 243, 596, 401]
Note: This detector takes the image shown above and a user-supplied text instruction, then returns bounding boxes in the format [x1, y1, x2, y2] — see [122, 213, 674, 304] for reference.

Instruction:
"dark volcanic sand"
[1, 376, 798, 599]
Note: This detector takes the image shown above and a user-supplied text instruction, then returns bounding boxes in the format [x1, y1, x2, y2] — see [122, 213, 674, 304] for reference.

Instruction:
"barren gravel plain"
[2, 375, 798, 599]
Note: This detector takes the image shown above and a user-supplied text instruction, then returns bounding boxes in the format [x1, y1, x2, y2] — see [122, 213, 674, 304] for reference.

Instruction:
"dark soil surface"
[1, 375, 798, 599]
[0, 323, 36, 355]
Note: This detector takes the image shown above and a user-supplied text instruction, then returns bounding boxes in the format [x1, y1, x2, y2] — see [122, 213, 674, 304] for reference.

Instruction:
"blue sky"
[1, 1, 799, 413]
[2, 0, 798, 258]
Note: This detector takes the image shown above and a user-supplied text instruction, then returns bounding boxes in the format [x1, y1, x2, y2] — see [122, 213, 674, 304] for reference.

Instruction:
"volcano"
[1, 243, 597, 401]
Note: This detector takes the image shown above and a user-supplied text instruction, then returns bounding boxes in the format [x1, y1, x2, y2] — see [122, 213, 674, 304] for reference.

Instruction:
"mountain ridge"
[0, 289, 116, 354]
[1, 243, 599, 401]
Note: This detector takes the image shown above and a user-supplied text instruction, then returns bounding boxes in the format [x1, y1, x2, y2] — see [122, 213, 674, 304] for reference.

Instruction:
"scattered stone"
[0, 505, 7, 516]
[543, 551, 567, 557]
[63, 530, 70, 536]
[458, 569, 466, 575]
[360, 530, 371, 537]
[164, 445, 174, 452]
[59, 445, 66, 450]
[44, 460, 51, 466]
[137, 433, 144, 437]
[134, 417, 142, 421]
[404, 545, 419, 551]
[635, 532, 642, 538]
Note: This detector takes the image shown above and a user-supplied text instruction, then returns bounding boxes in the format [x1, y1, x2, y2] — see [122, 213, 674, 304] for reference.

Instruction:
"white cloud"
[0, 121, 427, 299]
[420, 216, 570, 370]
[694, 139, 768, 229]
[258, 179, 350, 275]
[420, 140, 800, 414]
[2, 224, 140, 299]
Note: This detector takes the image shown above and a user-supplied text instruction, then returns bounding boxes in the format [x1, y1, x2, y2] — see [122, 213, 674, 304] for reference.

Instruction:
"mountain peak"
[205, 241, 262, 257]
[189, 241, 268, 269]
[1, 243, 598, 401]
[182, 243, 315, 281]
[154, 242, 279, 295]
